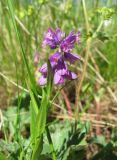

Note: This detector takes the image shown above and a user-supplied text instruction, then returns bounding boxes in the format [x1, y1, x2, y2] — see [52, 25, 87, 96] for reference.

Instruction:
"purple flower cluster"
[39, 28, 80, 85]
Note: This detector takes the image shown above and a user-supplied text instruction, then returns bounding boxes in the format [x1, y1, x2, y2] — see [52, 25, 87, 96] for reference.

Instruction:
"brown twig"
[75, 0, 91, 119]
[50, 114, 116, 128]
[61, 90, 72, 116]
[90, 54, 101, 135]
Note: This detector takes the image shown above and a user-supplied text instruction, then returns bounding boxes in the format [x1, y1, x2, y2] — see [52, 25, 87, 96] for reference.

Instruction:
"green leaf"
[30, 100, 37, 148]
[32, 89, 49, 160]
[0, 153, 7, 160]
[29, 90, 38, 116]
[91, 135, 107, 147]
[0, 140, 19, 153]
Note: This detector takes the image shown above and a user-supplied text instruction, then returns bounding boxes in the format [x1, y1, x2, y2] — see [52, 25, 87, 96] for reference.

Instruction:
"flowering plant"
[31, 28, 81, 160]
[39, 28, 80, 85]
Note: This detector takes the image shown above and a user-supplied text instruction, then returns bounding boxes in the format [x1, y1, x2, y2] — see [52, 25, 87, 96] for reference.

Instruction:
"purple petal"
[43, 39, 57, 49]
[42, 28, 64, 49]
[64, 52, 80, 64]
[54, 71, 65, 85]
[67, 31, 76, 44]
[56, 67, 67, 76]
[55, 28, 65, 42]
[50, 52, 69, 78]
[39, 63, 47, 75]
[64, 70, 77, 80]
[49, 52, 66, 70]
[60, 31, 80, 52]
[71, 72, 77, 79]
[45, 28, 55, 40]
[49, 52, 61, 64]
[50, 52, 61, 59]
[38, 75, 47, 86]
[42, 28, 57, 49]
[60, 41, 73, 53]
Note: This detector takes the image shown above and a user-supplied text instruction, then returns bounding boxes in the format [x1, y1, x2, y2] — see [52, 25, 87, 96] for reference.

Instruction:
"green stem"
[46, 126, 57, 160]
[92, 20, 104, 39]
[51, 81, 71, 105]
[82, 0, 89, 34]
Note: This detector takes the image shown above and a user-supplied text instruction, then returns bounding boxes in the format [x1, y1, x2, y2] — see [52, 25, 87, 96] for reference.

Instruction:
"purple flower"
[39, 63, 47, 76]
[54, 69, 77, 85]
[42, 28, 64, 49]
[38, 28, 81, 86]
[49, 52, 62, 68]
[60, 31, 80, 53]
[39, 52, 78, 85]
[51, 52, 77, 84]
[64, 52, 80, 64]
[38, 63, 47, 85]
[50, 52, 68, 84]
[49, 51, 80, 65]
[38, 75, 47, 86]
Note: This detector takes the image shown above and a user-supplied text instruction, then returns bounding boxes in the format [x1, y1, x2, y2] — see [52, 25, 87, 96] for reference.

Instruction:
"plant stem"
[75, 0, 90, 119]
[92, 20, 103, 39]
[46, 126, 57, 160]
[82, 0, 89, 34]
[75, 0, 104, 121]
